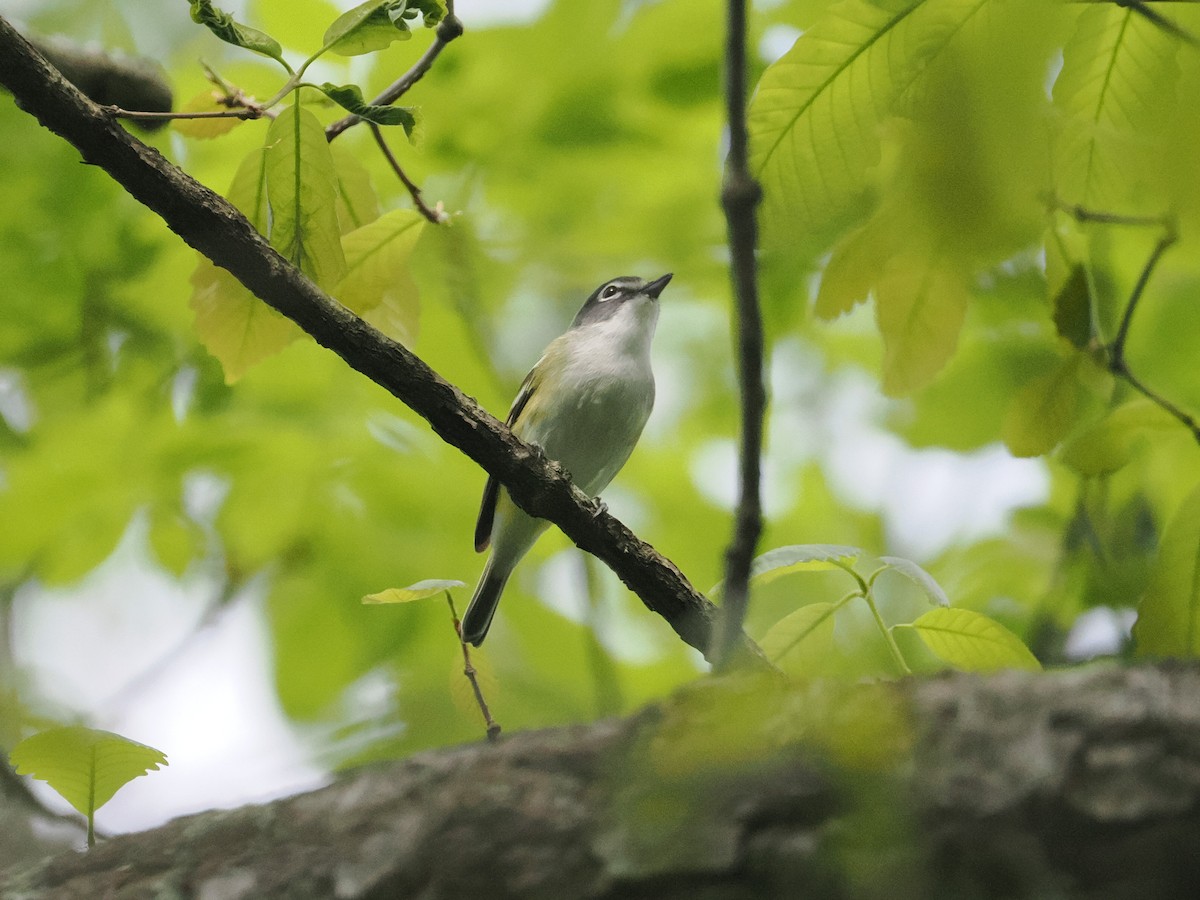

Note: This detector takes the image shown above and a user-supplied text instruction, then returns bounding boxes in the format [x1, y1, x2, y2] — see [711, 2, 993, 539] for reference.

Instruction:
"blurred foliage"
[3, 0, 1200, 806]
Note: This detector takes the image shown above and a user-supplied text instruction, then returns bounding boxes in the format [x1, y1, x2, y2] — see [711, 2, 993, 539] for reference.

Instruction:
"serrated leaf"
[331, 145, 381, 234]
[324, 0, 413, 56]
[1133, 482, 1200, 657]
[189, 0, 286, 64]
[172, 90, 245, 139]
[363, 579, 466, 604]
[878, 556, 949, 607]
[749, 0, 988, 244]
[875, 254, 968, 396]
[266, 103, 347, 288]
[1060, 399, 1177, 475]
[1001, 356, 1084, 458]
[319, 83, 420, 136]
[909, 608, 1040, 672]
[1052, 6, 1179, 209]
[1051, 265, 1092, 351]
[815, 219, 887, 319]
[190, 148, 301, 381]
[759, 602, 837, 677]
[10, 726, 168, 819]
[334, 209, 425, 342]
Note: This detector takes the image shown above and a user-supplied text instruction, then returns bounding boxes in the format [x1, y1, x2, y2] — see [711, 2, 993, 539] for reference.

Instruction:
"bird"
[460, 273, 673, 646]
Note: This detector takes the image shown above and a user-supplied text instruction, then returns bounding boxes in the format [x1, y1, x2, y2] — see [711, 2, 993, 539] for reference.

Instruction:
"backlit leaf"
[759, 602, 837, 677]
[815, 219, 887, 319]
[172, 90, 246, 139]
[1001, 356, 1084, 458]
[875, 254, 968, 396]
[1133, 482, 1200, 657]
[878, 556, 949, 607]
[909, 607, 1040, 671]
[334, 209, 425, 342]
[265, 102, 347, 288]
[363, 579, 466, 604]
[750, 0, 988, 246]
[1060, 399, 1177, 476]
[10, 726, 168, 819]
[190, 148, 300, 382]
[331, 145, 381, 234]
[1052, 6, 1179, 210]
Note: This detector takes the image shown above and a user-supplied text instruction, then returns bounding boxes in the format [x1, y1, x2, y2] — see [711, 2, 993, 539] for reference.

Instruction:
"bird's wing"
[474, 367, 539, 553]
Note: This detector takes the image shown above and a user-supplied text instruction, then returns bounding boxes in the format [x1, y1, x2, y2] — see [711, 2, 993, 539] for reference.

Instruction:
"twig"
[104, 105, 264, 123]
[714, 0, 767, 670]
[326, 6, 463, 142]
[1059, 202, 1200, 443]
[447, 593, 501, 741]
[368, 122, 447, 224]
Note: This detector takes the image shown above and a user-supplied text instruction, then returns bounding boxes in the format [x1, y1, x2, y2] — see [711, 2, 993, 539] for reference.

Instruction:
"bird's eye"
[600, 284, 621, 301]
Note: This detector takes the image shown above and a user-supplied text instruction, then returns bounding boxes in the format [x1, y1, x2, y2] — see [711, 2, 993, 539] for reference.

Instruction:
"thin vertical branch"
[447, 593, 501, 741]
[715, 0, 767, 670]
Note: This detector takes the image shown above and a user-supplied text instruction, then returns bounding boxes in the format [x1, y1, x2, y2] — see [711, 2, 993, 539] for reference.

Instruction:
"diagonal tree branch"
[0, 15, 759, 666]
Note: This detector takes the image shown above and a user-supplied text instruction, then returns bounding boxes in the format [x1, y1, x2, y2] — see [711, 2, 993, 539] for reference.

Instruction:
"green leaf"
[323, 1, 414, 57]
[1052, 6, 1179, 210]
[1052, 264, 1093, 351]
[1133, 482, 1200, 657]
[363, 579, 466, 604]
[172, 90, 246, 140]
[815, 219, 887, 319]
[265, 102, 347, 288]
[908, 608, 1040, 672]
[1001, 356, 1084, 458]
[318, 83, 419, 136]
[331, 145, 381, 234]
[189, 0, 286, 65]
[709, 544, 861, 598]
[148, 506, 203, 577]
[334, 209, 425, 342]
[10, 726, 168, 820]
[878, 556, 949, 607]
[189, 149, 300, 382]
[760, 602, 837, 677]
[875, 255, 968, 396]
[749, 0, 988, 246]
[1060, 399, 1177, 476]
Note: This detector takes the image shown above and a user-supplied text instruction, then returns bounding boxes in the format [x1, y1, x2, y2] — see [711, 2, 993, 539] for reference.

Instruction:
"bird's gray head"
[571, 273, 672, 329]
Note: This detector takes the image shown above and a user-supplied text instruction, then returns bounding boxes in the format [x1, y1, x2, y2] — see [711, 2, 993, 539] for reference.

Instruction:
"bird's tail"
[461, 558, 511, 646]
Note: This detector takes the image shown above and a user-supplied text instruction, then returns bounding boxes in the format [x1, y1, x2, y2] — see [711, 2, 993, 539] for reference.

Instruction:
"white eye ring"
[599, 284, 621, 301]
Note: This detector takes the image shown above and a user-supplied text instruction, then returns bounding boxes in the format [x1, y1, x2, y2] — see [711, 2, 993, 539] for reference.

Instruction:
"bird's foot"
[589, 497, 608, 518]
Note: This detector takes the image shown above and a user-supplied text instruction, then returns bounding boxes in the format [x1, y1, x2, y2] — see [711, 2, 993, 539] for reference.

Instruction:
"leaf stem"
[447, 593, 501, 742]
[863, 585, 912, 676]
[105, 105, 265, 123]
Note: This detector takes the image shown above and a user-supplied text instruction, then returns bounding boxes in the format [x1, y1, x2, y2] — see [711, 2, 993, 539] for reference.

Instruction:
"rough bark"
[4, 665, 1200, 900]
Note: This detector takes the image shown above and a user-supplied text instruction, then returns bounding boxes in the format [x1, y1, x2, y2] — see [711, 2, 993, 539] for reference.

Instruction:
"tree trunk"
[4, 665, 1199, 899]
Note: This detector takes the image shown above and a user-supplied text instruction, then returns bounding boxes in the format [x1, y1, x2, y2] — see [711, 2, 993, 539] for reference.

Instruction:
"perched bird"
[461, 273, 672, 646]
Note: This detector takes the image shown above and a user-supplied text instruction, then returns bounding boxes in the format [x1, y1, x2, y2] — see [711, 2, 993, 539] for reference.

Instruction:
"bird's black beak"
[645, 273, 673, 299]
